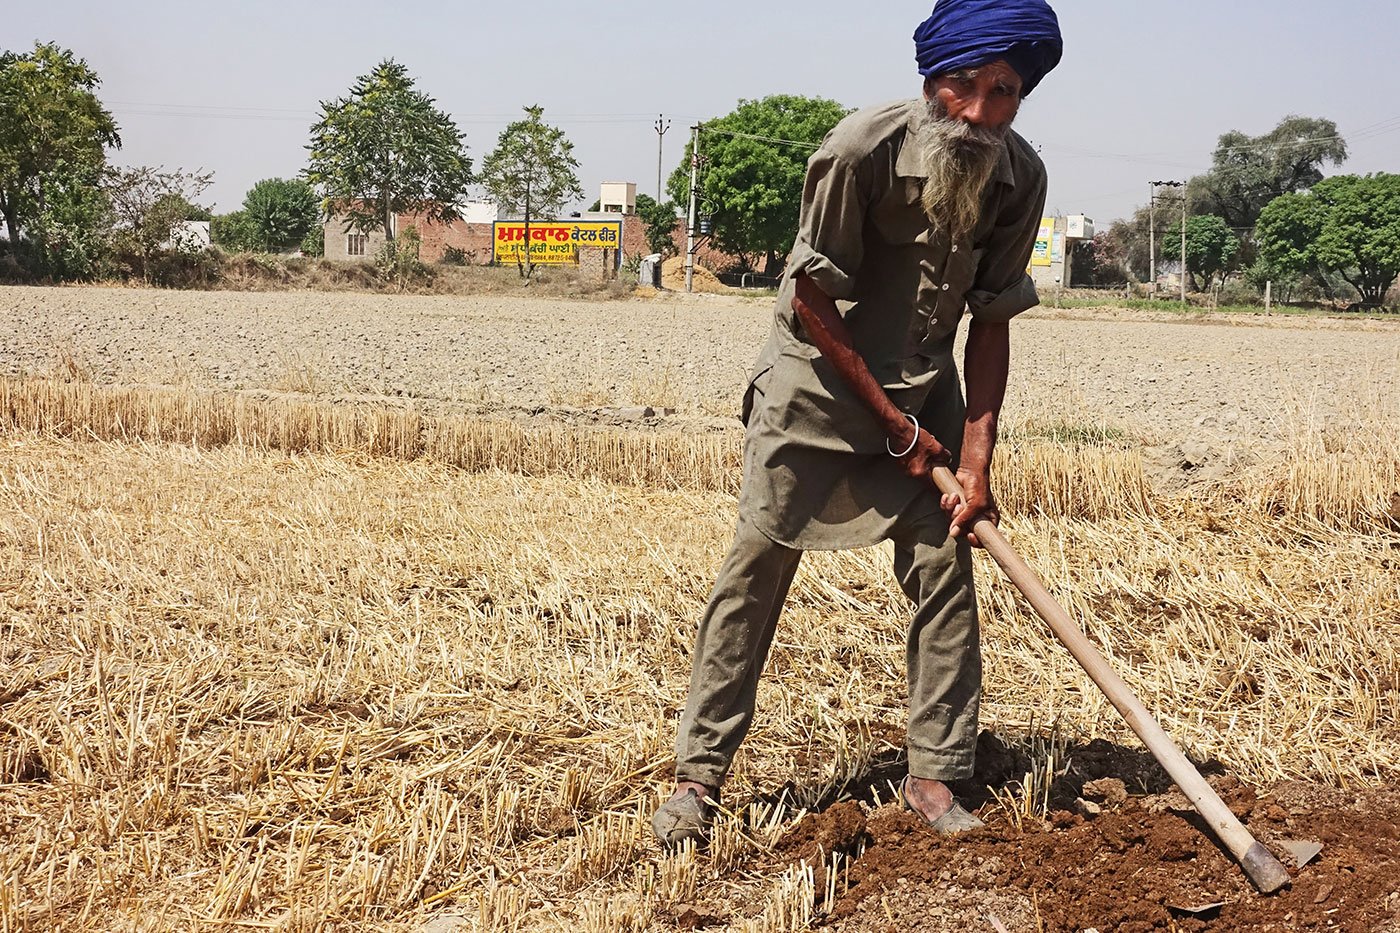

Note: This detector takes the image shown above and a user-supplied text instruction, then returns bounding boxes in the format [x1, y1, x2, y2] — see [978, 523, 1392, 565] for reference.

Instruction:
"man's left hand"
[942, 466, 1000, 548]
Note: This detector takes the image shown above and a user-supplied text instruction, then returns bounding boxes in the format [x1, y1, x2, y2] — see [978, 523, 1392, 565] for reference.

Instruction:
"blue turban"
[914, 0, 1063, 98]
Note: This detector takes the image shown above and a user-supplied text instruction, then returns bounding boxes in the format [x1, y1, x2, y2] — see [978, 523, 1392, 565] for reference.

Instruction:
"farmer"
[653, 0, 1063, 847]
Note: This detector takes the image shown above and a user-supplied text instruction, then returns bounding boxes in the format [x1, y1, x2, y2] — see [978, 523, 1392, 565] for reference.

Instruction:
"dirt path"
[4, 285, 1398, 461]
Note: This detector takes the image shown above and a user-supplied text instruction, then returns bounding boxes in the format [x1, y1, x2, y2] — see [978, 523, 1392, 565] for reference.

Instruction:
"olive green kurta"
[739, 98, 1048, 550]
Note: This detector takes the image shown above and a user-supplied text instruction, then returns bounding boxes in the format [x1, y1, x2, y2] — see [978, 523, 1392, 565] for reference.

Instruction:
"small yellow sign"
[492, 220, 623, 265]
[1031, 217, 1055, 267]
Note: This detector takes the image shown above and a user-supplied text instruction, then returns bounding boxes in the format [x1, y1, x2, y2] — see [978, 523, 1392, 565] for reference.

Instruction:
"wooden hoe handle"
[931, 466, 1291, 894]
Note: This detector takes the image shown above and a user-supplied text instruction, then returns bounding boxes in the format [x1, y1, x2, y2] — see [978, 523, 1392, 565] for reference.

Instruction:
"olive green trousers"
[673, 499, 981, 788]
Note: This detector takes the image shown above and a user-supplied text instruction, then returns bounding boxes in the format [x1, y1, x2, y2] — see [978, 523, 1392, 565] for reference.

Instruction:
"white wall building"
[599, 182, 637, 215]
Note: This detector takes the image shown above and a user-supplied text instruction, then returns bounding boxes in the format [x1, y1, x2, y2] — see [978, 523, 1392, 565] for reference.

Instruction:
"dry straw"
[1, 377, 1166, 521]
[0, 374, 1396, 929]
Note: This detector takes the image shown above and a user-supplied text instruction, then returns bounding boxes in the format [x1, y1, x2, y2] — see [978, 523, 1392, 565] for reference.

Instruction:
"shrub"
[300, 224, 324, 258]
[374, 226, 431, 291]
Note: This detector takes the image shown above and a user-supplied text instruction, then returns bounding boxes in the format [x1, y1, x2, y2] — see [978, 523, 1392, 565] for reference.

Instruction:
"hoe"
[932, 465, 1308, 895]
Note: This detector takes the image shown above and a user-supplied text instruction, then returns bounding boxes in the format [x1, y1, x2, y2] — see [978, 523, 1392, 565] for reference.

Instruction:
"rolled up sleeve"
[965, 170, 1048, 324]
[786, 147, 870, 301]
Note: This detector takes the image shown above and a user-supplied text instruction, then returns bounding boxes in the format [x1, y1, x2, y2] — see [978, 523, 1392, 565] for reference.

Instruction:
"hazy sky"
[11, 1, 1399, 225]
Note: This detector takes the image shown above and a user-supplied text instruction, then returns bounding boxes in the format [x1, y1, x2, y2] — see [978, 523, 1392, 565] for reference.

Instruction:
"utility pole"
[1179, 187, 1188, 304]
[654, 115, 671, 203]
[1148, 183, 1156, 296]
[1152, 180, 1186, 303]
[685, 123, 701, 294]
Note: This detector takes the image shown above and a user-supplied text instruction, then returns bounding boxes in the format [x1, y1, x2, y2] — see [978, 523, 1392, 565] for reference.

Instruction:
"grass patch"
[1054, 296, 1400, 320]
[1004, 418, 1134, 449]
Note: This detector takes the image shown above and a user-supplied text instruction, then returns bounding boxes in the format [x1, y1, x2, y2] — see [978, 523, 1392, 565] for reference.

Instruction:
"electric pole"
[654, 115, 671, 203]
[1148, 183, 1156, 296]
[1151, 180, 1186, 303]
[685, 123, 701, 294]
[1179, 186, 1188, 304]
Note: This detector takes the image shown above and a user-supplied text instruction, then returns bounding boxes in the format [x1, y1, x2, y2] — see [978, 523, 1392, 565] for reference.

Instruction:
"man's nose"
[960, 94, 989, 125]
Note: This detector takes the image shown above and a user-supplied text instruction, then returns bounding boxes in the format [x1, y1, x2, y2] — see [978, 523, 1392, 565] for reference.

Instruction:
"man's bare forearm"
[791, 273, 920, 449]
[960, 320, 1010, 473]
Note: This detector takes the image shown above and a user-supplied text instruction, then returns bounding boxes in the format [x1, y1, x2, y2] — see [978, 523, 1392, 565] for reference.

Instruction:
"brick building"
[323, 204, 744, 274]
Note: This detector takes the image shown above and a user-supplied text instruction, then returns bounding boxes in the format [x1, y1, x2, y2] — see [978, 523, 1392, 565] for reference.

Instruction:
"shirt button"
[941, 283, 950, 291]
[951, 245, 959, 252]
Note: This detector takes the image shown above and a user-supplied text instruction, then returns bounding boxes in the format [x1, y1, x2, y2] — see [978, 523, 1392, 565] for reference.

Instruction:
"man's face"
[924, 59, 1022, 131]
[916, 59, 1020, 240]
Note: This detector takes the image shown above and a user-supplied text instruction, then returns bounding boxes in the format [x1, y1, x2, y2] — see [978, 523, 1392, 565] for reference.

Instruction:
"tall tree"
[1257, 173, 1400, 308]
[1161, 214, 1241, 289]
[0, 42, 120, 248]
[305, 60, 472, 242]
[243, 177, 321, 252]
[1188, 115, 1347, 230]
[667, 95, 847, 274]
[478, 105, 582, 278]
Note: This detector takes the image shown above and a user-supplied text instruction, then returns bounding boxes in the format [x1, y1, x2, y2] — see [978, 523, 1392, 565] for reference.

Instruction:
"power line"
[108, 100, 684, 127]
[1034, 114, 1400, 171]
[702, 128, 821, 150]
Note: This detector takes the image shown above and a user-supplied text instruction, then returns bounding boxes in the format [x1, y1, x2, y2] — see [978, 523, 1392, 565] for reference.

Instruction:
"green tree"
[305, 60, 472, 242]
[20, 160, 112, 280]
[154, 193, 211, 222]
[1161, 214, 1241, 289]
[1102, 204, 1169, 283]
[1188, 115, 1347, 230]
[1257, 174, 1400, 308]
[1069, 232, 1126, 287]
[478, 105, 582, 277]
[243, 177, 320, 252]
[667, 95, 847, 274]
[635, 193, 679, 257]
[211, 210, 259, 252]
[0, 42, 120, 251]
[103, 165, 212, 282]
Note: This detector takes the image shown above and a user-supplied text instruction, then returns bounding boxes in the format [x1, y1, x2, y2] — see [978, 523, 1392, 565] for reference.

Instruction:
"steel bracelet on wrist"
[886, 413, 919, 457]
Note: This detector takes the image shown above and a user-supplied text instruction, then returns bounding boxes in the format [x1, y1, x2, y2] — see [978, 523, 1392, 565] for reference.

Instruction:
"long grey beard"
[919, 102, 1010, 241]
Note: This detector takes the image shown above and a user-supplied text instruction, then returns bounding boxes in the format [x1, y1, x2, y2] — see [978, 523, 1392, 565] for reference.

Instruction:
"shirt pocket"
[911, 246, 984, 356]
[870, 177, 928, 245]
[869, 183, 943, 356]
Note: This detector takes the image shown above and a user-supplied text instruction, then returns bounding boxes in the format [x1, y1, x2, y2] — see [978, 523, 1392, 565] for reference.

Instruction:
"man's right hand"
[891, 424, 952, 482]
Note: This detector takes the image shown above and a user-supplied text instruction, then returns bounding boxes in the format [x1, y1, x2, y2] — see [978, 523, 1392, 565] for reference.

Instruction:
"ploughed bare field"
[2, 284, 1399, 931]
[4, 284, 1399, 484]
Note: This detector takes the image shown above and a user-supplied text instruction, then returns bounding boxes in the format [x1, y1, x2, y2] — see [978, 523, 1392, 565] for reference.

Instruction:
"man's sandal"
[651, 788, 717, 848]
[899, 776, 986, 834]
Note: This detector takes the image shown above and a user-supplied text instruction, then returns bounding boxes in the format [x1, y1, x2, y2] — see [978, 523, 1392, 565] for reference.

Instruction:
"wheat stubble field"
[1, 285, 1399, 931]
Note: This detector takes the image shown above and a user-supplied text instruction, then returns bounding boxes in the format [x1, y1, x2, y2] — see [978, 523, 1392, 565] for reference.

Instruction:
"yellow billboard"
[1031, 217, 1054, 267]
[492, 220, 623, 264]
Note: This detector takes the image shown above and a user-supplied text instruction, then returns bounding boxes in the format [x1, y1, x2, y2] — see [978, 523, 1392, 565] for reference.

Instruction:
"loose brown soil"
[775, 739, 1400, 932]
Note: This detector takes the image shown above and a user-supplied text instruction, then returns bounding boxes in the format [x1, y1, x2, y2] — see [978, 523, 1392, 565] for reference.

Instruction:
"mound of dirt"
[661, 256, 730, 293]
[783, 777, 1400, 932]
